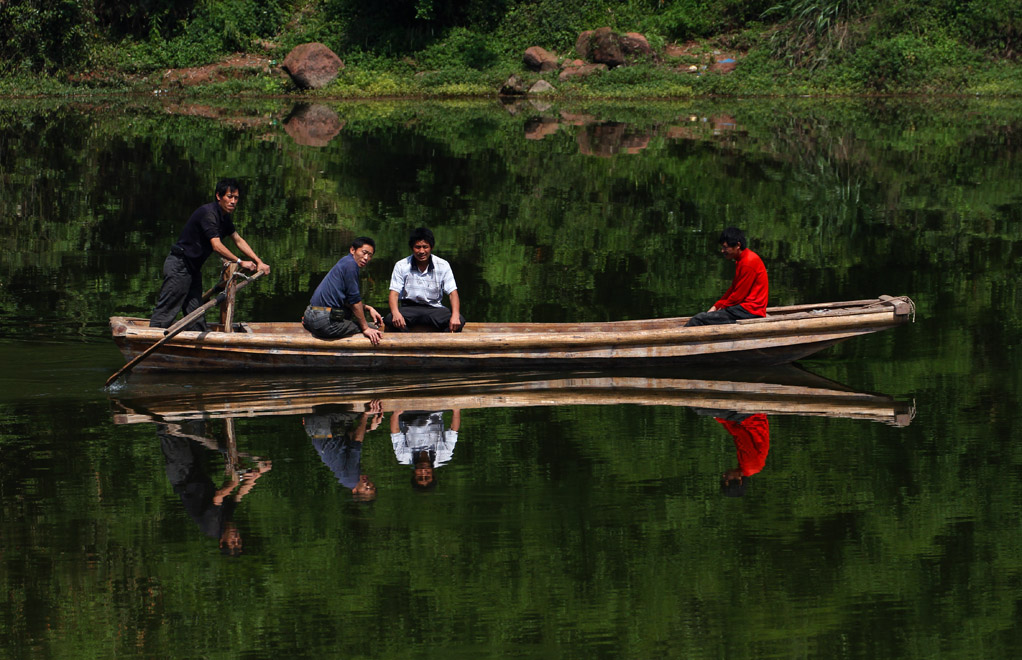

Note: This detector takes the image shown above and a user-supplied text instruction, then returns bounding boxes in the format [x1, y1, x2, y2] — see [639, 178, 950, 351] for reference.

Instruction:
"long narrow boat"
[108, 295, 914, 372]
[109, 367, 915, 427]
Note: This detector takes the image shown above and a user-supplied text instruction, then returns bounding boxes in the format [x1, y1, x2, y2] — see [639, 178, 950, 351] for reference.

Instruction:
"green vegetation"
[1, 0, 1020, 97]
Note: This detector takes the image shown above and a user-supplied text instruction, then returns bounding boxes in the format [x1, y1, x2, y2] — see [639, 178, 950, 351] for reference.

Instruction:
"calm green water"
[2, 97, 1021, 658]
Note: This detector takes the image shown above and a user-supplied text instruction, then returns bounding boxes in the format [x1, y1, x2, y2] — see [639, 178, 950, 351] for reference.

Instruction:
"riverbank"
[3, 38, 1022, 101]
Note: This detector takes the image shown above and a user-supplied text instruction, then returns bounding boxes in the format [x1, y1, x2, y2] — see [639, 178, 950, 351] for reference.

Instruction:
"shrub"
[417, 27, 499, 70]
[0, 0, 96, 73]
[849, 32, 978, 91]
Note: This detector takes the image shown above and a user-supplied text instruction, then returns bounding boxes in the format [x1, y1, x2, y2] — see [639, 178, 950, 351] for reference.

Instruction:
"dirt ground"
[160, 53, 276, 86]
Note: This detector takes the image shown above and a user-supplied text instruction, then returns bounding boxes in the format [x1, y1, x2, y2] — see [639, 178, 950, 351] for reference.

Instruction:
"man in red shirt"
[685, 227, 768, 326]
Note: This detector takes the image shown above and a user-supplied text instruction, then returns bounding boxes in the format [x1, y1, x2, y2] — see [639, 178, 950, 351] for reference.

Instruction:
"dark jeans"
[302, 306, 378, 339]
[150, 254, 207, 331]
[684, 305, 759, 327]
[384, 302, 466, 332]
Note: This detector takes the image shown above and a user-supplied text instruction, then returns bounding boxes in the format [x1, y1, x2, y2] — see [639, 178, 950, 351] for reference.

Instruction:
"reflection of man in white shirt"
[384, 227, 465, 333]
[390, 409, 461, 491]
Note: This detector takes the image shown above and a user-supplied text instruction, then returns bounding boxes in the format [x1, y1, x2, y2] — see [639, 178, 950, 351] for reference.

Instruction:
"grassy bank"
[1, 0, 1020, 98]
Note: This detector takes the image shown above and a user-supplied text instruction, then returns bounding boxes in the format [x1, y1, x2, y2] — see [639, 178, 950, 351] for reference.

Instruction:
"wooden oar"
[105, 271, 264, 387]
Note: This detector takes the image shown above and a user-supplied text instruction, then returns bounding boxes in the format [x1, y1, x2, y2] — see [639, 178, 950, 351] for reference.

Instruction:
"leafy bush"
[417, 27, 500, 70]
[849, 32, 978, 91]
[0, 0, 96, 73]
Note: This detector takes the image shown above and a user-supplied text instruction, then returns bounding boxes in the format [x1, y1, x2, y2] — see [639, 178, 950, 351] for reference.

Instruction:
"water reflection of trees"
[2, 99, 1020, 342]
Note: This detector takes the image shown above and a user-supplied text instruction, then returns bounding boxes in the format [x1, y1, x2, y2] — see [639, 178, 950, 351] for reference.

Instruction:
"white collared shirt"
[389, 255, 458, 308]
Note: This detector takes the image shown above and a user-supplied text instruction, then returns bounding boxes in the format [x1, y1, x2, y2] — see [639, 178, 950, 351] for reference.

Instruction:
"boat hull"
[109, 296, 914, 372]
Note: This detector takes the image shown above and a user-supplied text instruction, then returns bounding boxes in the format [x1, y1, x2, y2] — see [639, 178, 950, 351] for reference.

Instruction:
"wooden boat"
[109, 366, 915, 427]
[108, 295, 915, 372]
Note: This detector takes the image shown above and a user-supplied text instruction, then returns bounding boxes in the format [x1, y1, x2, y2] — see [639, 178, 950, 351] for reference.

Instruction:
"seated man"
[384, 227, 465, 332]
[685, 227, 768, 327]
[303, 237, 384, 345]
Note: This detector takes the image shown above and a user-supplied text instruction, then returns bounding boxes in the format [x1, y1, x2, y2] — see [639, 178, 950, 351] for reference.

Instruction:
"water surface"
[1, 96, 1020, 658]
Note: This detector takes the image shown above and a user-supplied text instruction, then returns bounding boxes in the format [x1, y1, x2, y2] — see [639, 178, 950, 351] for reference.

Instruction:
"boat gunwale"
[110, 305, 908, 352]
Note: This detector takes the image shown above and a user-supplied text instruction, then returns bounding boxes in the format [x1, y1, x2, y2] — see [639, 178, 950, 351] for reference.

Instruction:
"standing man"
[685, 227, 768, 327]
[385, 227, 465, 333]
[150, 178, 271, 331]
[303, 237, 384, 345]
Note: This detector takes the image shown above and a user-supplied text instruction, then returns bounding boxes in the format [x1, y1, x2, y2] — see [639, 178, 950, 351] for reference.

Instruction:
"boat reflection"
[109, 366, 915, 426]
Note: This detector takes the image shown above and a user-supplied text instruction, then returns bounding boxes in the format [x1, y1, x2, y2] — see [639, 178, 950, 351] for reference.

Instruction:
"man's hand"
[448, 316, 462, 332]
[363, 326, 383, 346]
[366, 305, 384, 327]
[707, 305, 717, 312]
[239, 260, 270, 276]
[391, 311, 407, 330]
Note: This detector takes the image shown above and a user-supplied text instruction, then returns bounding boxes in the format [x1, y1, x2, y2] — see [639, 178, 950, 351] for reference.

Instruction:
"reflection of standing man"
[390, 409, 460, 491]
[150, 178, 271, 331]
[158, 421, 272, 555]
[304, 403, 382, 501]
[715, 412, 770, 497]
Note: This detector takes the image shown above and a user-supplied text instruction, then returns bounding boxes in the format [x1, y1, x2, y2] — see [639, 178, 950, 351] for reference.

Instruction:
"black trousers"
[684, 305, 759, 327]
[302, 306, 361, 339]
[150, 254, 207, 331]
[384, 303, 466, 332]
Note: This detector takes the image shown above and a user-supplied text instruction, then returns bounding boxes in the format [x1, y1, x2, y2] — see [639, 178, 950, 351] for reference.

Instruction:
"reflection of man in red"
[716, 413, 770, 497]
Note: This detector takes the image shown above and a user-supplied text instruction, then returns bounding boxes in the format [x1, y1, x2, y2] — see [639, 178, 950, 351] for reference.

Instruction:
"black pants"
[150, 254, 207, 331]
[684, 305, 758, 327]
[302, 306, 361, 339]
[384, 303, 466, 332]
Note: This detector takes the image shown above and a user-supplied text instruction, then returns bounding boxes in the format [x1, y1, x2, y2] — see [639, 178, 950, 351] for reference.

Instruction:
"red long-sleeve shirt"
[715, 413, 770, 477]
[714, 248, 768, 316]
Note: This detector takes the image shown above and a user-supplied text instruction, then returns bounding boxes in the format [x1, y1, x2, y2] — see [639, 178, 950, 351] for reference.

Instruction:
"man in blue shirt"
[303, 236, 384, 344]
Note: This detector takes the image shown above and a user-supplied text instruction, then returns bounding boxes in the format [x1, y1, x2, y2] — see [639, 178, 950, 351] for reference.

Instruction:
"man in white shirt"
[384, 227, 465, 332]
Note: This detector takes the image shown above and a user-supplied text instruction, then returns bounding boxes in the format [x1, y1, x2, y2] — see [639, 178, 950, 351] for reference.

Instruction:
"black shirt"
[173, 201, 237, 271]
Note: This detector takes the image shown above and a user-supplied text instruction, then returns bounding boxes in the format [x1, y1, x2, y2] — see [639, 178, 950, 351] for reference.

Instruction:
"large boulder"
[588, 27, 625, 67]
[621, 32, 653, 58]
[575, 28, 654, 67]
[524, 46, 558, 72]
[575, 31, 595, 60]
[282, 42, 344, 90]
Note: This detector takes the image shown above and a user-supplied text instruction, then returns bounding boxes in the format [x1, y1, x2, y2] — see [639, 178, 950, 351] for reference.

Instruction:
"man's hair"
[215, 178, 241, 198]
[351, 236, 376, 250]
[719, 227, 747, 249]
[409, 227, 435, 248]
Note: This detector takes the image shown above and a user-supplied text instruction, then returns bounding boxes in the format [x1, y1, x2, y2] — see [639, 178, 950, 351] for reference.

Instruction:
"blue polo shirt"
[310, 253, 362, 307]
